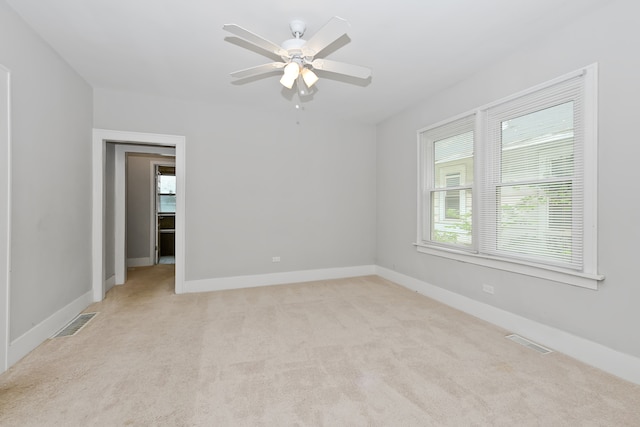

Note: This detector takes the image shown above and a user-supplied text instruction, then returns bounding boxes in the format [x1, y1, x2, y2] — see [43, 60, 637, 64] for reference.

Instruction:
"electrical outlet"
[482, 284, 495, 295]
[272, 256, 281, 263]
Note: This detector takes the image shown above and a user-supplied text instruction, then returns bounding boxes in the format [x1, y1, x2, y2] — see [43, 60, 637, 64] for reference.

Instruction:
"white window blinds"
[479, 74, 585, 270]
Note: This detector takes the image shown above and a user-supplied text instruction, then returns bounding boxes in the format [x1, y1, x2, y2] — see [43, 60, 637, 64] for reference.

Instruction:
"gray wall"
[0, 2, 93, 340]
[126, 153, 174, 262]
[94, 90, 377, 280]
[126, 153, 153, 261]
[376, 0, 640, 359]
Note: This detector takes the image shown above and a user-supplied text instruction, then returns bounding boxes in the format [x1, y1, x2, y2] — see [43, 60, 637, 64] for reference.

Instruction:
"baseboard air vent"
[506, 334, 553, 354]
[53, 313, 98, 338]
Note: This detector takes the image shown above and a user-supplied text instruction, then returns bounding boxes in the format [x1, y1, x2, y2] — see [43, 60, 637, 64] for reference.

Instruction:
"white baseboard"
[8, 290, 93, 367]
[105, 274, 116, 291]
[184, 265, 377, 293]
[376, 266, 640, 386]
[127, 257, 152, 267]
[9, 265, 638, 386]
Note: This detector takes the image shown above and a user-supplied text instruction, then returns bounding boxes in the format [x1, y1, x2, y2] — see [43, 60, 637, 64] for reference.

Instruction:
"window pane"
[434, 131, 474, 187]
[444, 173, 461, 219]
[431, 189, 472, 246]
[158, 175, 176, 194]
[420, 115, 474, 249]
[158, 195, 176, 213]
[497, 182, 572, 264]
[501, 102, 574, 183]
[445, 190, 460, 219]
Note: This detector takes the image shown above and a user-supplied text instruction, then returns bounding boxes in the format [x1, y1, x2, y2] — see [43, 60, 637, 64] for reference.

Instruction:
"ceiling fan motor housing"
[281, 38, 306, 52]
[289, 20, 306, 38]
[281, 38, 308, 65]
[282, 20, 308, 60]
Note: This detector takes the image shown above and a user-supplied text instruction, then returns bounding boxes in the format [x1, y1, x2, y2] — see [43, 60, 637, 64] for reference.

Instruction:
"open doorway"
[92, 129, 186, 301]
[124, 152, 175, 271]
[155, 164, 176, 265]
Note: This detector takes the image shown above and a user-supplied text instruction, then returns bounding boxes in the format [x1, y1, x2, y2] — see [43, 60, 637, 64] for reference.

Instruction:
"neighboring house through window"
[444, 173, 461, 219]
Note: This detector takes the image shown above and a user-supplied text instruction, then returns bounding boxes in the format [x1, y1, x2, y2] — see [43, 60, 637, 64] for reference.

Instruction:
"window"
[157, 172, 176, 213]
[417, 65, 601, 289]
[420, 116, 474, 248]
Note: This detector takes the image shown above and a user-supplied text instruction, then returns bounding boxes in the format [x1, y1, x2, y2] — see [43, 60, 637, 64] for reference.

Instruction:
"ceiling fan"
[223, 16, 372, 94]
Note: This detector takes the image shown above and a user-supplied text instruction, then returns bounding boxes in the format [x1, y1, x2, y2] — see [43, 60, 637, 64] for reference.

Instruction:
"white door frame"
[93, 129, 186, 301]
[0, 65, 11, 373]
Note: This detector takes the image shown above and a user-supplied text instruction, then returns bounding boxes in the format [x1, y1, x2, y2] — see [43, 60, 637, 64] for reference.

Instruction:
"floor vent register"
[53, 313, 98, 338]
[506, 334, 553, 354]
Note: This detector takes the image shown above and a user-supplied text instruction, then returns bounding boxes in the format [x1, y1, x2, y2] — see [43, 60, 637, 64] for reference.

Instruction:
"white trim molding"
[8, 290, 93, 367]
[0, 65, 11, 373]
[92, 129, 186, 301]
[184, 265, 377, 293]
[376, 266, 640, 386]
[414, 243, 603, 290]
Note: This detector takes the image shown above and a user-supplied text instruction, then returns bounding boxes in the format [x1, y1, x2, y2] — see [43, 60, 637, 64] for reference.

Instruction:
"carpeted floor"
[1, 265, 639, 426]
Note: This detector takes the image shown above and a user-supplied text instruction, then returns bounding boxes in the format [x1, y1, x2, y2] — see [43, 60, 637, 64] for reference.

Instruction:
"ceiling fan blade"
[230, 62, 287, 79]
[223, 24, 287, 57]
[311, 59, 372, 79]
[302, 16, 350, 57]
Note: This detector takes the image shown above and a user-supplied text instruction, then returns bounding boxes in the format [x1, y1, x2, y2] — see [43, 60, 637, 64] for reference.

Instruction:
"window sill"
[414, 243, 604, 290]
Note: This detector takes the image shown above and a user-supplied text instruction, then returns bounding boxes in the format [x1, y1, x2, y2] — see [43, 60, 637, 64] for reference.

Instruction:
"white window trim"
[415, 64, 603, 290]
[414, 243, 603, 289]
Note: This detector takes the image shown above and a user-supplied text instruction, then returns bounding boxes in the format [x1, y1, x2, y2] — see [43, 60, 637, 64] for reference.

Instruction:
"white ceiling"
[6, 0, 608, 124]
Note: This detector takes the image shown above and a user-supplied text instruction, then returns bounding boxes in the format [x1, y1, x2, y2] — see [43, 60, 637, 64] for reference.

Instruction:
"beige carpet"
[1, 265, 638, 426]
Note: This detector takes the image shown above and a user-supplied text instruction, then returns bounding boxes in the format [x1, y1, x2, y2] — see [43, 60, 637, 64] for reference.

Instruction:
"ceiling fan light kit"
[223, 16, 371, 93]
[301, 67, 319, 87]
[279, 62, 300, 89]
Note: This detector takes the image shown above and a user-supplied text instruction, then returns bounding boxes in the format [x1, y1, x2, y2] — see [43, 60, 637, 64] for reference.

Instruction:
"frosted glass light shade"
[280, 62, 300, 89]
[301, 68, 319, 88]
